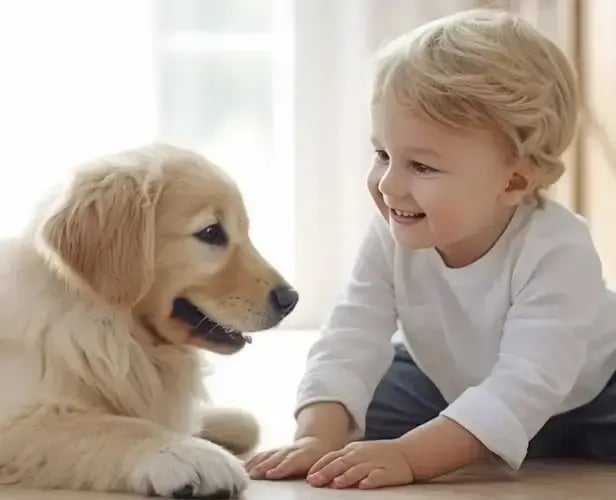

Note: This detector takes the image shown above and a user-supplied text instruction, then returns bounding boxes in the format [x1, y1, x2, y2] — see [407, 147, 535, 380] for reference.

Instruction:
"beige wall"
[582, 0, 616, 284]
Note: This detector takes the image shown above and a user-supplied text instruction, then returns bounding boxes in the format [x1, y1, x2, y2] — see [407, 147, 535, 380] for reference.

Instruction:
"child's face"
[369, 94, 534, 267]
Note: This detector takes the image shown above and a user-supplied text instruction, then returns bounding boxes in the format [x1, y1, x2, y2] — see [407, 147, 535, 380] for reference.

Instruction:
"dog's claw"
[172, 484, 195, 498]
[203, 490, 235, 500]
[172, 485, 238, 499]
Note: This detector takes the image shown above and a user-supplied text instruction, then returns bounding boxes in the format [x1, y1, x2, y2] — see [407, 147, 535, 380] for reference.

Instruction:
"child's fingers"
[358, 468, 389, 490]
[332, 463, 372, 489]
[244, 450, 275, 471]
[265, 451, 307, 480]
[308, 454, 354, 487]
[248, 450, 288, 479]
[307, 450, 344, 476]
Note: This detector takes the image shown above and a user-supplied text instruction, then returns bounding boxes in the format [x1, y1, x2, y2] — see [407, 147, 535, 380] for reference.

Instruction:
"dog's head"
[34, 143, 298, 354]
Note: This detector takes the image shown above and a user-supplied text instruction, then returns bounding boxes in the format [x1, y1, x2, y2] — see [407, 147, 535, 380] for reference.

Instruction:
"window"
[154, 0, 295, 283]
[0, 0, 156, 238]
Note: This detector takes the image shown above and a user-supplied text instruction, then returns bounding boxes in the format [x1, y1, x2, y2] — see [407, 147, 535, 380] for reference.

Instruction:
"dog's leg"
[196, 407, 260, 456]
[0, 403, 248, 497]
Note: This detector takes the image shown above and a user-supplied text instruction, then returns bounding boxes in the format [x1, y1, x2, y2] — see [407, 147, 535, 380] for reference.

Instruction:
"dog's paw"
[129, 437, 249, 498]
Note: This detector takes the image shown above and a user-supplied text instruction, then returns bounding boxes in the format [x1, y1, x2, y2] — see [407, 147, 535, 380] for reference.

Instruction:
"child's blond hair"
[372, 8, 578, 189]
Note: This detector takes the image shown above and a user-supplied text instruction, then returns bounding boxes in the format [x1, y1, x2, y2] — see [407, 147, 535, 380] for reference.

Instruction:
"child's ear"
[500, 159, 538, 206]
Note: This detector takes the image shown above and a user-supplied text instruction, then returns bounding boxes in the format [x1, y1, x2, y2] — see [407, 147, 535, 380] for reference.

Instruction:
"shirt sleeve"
[295, 216, 398, 436]
[440, 238, 604, 469]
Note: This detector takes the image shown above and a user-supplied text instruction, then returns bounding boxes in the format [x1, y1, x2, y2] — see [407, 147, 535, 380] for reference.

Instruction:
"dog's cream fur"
[0, 144, 292, 497]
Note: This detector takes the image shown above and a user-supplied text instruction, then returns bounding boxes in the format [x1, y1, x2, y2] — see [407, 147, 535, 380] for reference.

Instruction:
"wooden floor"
[2, 461, 615, 499]
[1, 330, 615, 499]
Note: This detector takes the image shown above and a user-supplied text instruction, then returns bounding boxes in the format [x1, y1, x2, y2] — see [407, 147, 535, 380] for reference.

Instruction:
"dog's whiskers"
[197, 317, 229, 338]
[195, 316, 208, 330]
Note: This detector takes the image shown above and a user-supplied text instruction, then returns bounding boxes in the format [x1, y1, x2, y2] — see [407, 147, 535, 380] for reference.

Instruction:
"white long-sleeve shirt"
[296, 199, 616, 469]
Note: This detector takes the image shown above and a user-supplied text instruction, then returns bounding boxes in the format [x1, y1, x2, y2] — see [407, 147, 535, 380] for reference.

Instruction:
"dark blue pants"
[365, 344, 616, 461]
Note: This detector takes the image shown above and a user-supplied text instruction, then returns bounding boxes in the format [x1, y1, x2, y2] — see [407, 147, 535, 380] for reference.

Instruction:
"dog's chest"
[0, 341, 44, 419]
[146, 348, 208, 434]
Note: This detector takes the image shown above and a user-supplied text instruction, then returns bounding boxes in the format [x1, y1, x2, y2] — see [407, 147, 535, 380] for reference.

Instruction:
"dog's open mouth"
[171, 298, 252, 347]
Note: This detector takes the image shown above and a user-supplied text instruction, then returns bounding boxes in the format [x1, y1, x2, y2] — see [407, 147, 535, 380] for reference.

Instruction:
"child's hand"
[245, 436, 337, 480]
[306, 439, 414, 489]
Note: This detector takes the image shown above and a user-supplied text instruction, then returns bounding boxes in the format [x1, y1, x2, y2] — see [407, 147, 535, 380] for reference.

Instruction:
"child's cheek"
[367, 163, 389, 220]
[414, 190, 459, 235]
[429, 200, 470, 241]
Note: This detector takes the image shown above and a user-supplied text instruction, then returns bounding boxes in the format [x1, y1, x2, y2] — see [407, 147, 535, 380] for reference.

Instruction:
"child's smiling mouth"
[390, 208, 426, 224]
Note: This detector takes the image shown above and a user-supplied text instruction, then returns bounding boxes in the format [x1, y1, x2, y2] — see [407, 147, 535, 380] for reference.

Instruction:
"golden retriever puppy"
[0, 143, 298, 498]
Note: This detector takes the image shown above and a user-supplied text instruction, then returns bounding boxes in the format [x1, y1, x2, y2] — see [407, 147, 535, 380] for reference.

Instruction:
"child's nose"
[378, 165, 408, 198]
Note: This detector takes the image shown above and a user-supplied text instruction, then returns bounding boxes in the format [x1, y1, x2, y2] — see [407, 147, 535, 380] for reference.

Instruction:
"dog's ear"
[35, 163, 162, 308]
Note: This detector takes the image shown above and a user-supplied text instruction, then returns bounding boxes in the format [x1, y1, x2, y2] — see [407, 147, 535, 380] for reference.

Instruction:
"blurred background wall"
[0, 0, 613, 329]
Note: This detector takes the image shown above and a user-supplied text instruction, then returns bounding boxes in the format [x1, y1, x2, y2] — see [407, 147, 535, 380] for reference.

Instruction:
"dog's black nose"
[270, 286, 299, 317]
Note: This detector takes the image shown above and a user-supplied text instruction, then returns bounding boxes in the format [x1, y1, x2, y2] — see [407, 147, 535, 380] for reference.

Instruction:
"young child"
[246, 8, 616, 489]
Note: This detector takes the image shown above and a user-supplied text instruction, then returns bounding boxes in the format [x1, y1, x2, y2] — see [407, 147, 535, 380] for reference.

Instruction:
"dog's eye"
[194, 224, 227, 246]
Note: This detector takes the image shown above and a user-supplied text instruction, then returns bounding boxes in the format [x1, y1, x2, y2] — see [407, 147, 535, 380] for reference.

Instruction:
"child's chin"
[389, 225, 433, 250]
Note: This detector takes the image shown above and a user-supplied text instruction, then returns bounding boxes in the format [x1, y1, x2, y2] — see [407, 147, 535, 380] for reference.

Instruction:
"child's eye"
[411, 162, 438, 174]
[374, 150, 390, 163]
